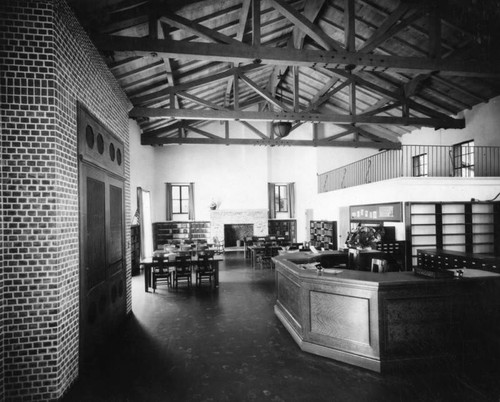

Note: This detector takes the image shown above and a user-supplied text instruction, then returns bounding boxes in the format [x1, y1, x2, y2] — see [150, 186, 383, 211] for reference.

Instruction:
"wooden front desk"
[273, 252, 500, 373]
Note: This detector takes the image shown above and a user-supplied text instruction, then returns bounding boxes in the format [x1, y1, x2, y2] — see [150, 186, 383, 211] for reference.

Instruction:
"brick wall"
[1, 0, 131, 399]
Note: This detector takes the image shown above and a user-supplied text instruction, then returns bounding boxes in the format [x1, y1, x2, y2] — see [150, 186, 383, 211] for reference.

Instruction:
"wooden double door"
[79, 163, 126, 367]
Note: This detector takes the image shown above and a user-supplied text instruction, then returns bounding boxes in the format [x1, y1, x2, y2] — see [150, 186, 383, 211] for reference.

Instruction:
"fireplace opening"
[224, 224, 254, 247]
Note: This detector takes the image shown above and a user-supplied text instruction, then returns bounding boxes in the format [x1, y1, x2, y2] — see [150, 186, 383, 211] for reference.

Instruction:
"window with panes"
[172, 184, 190, 214]
[274, 184, 288, 212]
[412, 153, 428, 177]
[453, 140, 474, 177]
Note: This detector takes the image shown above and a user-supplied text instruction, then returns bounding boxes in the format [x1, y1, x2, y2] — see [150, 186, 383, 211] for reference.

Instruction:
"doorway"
[78, 105, 127, 368]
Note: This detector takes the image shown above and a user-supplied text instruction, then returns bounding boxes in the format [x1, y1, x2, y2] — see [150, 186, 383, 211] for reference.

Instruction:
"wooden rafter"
[93, 35, 500, 77]
[270, 0, 343, 51]
[129, 106, 464, 128]
[159, 14, 243, 46]
[141, 135, 401, 148]
[238, 73, 292, 111]
[225, 0, 252, 106]
[81, 0, 500, 148]
[358, 2, 415, 53]
[293, 0, 326, 49]
[344, 0, 355, 51]
[132, 63, 262, 105]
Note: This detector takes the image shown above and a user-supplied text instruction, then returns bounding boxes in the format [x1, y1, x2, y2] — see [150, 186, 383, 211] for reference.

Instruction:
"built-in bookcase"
[131, 224, 141, 276]
[268, 219, 297, 243]
[406, 202, 500, 267]
[310, 220, 337, 250]
[153, 221, 210, 249]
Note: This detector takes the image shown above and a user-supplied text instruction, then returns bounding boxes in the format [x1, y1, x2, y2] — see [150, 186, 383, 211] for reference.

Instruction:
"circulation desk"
[273, 252, 500, 373]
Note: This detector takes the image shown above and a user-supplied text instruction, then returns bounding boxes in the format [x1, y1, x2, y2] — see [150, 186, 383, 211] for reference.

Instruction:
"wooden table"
[141, 253, 223, 292]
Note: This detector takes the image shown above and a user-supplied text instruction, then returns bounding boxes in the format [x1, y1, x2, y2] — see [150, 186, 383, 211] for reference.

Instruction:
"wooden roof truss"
[82, 0, 500, 147]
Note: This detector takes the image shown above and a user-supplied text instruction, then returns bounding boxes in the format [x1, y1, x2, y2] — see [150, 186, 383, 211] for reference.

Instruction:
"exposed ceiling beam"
[129, 106, 464, 128]
[186, 126, 221, 139]
[344, 0, 355, 51]
[303, 79, 353, 113]
[92, 35, 500, 77]
[329, 68, 458, 122]
[132, 63, 263, 105]
[239, 121, 268, 139]
[358, 3, 414, 53]
[159, 14, 243, 46]
[140, 136, 402, 148]
[270, 0, 343, 51]
[238, 73, 292, 111]
[293, 0, 326, 49]
[175, 91, 227, 110]
[224, 0, 252, 106]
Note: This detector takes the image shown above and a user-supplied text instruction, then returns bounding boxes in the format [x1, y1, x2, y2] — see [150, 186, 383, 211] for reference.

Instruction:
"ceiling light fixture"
[273, 121, 292, 138]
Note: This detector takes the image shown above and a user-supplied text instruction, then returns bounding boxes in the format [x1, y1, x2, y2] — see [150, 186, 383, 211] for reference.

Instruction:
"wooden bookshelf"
[268, 219, 297, 243]
[130, 224, 141, 276]
[310, 220, 337, 250]
[405, 201, 500, 268]
[153, 221, 211, 249]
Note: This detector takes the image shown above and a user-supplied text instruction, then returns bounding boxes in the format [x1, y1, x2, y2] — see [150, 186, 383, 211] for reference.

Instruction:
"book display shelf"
[153, 221, 211, 249]
[405, 201, 500, 268]
[268, 219, 297, 243]
[310, 220, 337, 250]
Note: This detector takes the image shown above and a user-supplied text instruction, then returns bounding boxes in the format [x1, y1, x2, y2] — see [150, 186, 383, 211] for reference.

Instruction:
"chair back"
[197, 253, 214, 272]
[152, 256, 167, 273]
[175, 254, 191, 274]
[371, 258, 388, 273]
[263, 243, 274, 257]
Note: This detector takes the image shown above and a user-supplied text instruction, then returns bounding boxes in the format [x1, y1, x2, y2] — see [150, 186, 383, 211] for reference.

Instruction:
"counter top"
[273, 252, 500, 288]
[273, 251, 500, 373]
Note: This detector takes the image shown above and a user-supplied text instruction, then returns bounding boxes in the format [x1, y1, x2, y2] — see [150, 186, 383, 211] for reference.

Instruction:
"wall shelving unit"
[309, 220, 337, 250]
[405, 201, 500, 268]
[130, 224, 141, 276]
[268, 219, 297, 243]
[153, 221, 211, 249]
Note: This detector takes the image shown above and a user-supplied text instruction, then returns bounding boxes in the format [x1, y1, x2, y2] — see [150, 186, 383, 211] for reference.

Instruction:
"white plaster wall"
[402, 96, 500, 146]
[129, 119, 156, 220]
[151, 119, 271, 223]
[268, 124, 318, 241]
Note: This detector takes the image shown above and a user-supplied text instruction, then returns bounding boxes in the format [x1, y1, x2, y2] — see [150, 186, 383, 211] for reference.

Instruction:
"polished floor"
[63, 252, 500, 401]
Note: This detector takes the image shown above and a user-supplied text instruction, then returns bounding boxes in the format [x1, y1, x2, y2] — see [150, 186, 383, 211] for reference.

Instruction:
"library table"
[141, 253, 223, 292]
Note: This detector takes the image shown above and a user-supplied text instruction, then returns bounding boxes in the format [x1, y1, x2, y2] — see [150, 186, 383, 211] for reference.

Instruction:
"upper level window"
[412, 153, 428, 177]
[274, 184, 288, 212]
[171, 184, 190, 214]
[453, 140, 474, 177]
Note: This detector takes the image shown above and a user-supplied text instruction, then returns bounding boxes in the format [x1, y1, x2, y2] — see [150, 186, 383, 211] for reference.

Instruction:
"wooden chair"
[257, 243, 274, 269]
[196, 250, 215, 288]
[371, 258, 388, 273]
[152, 256, 171, 291]
[173, 254, 192, 289]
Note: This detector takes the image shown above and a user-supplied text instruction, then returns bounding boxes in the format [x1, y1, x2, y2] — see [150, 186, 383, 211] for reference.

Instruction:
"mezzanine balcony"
[318, 145, 500, 193]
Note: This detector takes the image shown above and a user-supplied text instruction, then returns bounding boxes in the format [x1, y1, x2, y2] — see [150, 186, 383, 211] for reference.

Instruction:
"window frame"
[274, 184, 289, 213]
[412, 153, 428, 177]
[453, 140, 474, 177]
[171, 184, 190, 215]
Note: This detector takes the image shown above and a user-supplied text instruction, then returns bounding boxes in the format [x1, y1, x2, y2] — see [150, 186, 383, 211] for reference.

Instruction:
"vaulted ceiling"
[70, 0, 500, 148]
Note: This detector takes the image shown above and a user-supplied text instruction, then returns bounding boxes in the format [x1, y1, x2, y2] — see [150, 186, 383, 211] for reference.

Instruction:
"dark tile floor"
[63, 252, 500, 401]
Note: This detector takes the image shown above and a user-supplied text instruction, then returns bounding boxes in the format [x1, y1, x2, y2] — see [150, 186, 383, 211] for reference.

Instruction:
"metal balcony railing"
[318, 145, 500, 193]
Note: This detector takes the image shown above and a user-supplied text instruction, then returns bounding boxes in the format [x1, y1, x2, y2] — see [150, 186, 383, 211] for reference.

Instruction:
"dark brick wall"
[1, 0, 131, 399]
